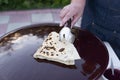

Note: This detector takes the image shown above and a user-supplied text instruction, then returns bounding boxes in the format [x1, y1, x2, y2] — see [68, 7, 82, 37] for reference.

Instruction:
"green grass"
[0, 0, 70, 11]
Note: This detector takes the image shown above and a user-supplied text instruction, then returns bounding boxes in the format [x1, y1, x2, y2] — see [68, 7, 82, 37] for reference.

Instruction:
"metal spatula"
[111, 58, 115, 75]
[59, 19, 75, 43]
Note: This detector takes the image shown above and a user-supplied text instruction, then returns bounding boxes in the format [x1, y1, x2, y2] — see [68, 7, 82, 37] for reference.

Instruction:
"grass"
[0, 0, 70, 11]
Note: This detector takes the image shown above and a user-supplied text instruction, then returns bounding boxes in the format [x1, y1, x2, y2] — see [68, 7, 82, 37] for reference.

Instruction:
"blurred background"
[0, 0, 70, 11]
[0, 0, 81, 37]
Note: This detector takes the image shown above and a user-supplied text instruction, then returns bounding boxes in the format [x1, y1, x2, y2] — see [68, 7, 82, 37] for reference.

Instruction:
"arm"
[60, 0, 86, 27]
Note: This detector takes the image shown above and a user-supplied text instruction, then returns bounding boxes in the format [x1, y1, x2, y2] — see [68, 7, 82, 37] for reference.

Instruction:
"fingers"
[59, 4, 83, 27]
[60, 6, 72, 27]
[61, 12, 73, 26]
[60, 13, 80, 28]
[60, 14, 70, 27]
[60, 6, 69, 19]
[71, 15, 81, 27]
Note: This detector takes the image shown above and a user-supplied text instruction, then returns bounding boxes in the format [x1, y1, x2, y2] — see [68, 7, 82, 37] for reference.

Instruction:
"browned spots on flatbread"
[51, 53, 54, 56]
[40, 50, 42, 53]
[49, 37, 52, 40]
[40, 48, 44, 53]
[51, 52, 53, 54]
[56, 54, 59, 56]
[45, 39, 49, 42]
[49, 33, 52, 36]
[50, 42, 52, 45]
[43, 51, 45, 54]
[44, 46, 56, 51]
[59, 48, 65, 52]
[63, 34, 65, 38]
[46, 52, 49, 56]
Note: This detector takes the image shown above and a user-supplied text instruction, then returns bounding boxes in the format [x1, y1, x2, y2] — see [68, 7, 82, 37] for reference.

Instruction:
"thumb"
[59, 22, 63, 27]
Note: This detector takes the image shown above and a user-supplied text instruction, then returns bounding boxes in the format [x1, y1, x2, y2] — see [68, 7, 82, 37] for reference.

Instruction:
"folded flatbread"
[33, 32, 80, 65]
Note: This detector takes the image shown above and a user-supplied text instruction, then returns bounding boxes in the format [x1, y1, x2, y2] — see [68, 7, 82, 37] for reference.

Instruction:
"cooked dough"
[33, 32, 80, 65]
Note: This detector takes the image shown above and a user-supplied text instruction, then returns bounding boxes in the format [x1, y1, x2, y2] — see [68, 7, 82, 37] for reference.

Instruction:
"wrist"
[71, 0, 86, 8]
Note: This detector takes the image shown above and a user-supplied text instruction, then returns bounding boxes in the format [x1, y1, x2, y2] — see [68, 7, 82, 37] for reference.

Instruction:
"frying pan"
[0, 23, 109, 80]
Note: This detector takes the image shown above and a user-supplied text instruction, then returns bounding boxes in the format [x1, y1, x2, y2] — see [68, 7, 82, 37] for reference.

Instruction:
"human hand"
[60, 2, 85, 27]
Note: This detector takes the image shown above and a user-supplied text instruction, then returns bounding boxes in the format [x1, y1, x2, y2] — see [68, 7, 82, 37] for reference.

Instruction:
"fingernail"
[59, 23, 62, 27]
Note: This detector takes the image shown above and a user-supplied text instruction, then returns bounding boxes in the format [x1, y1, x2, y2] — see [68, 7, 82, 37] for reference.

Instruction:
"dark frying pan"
[0, 23, 109, 80]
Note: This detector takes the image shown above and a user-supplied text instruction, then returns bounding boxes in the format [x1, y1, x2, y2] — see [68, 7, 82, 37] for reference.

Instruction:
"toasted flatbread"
[33, 32, 80, 65]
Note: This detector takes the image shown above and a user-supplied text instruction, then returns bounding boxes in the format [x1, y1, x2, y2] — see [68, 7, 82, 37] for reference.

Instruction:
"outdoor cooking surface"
[0, 23, 109, 80]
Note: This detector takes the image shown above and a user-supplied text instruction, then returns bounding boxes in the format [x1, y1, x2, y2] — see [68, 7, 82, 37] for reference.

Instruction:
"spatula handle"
[66, 18, 72, 28]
